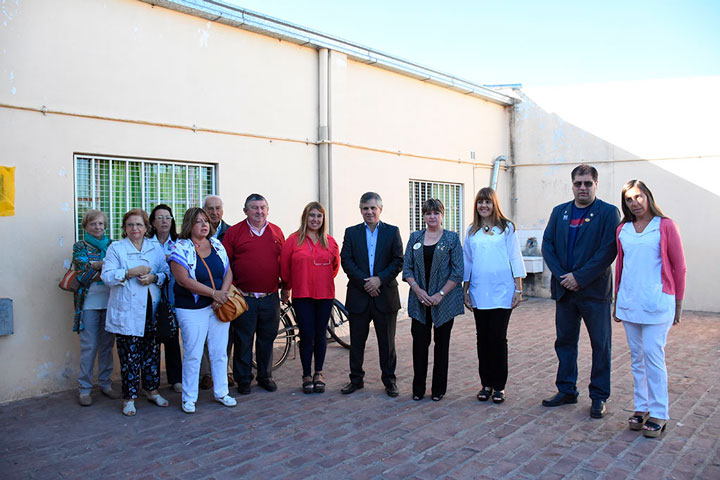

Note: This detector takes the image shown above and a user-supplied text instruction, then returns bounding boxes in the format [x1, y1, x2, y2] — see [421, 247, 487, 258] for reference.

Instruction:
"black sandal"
[492, 390, 505, 404]
[313, 373, 326, 393]
[642, 417, 667, 438]
[477, 387, 492, 402]
[302, 377, 314, 394]
[413, 394, 424, 401]
[628, 412, 649, 431]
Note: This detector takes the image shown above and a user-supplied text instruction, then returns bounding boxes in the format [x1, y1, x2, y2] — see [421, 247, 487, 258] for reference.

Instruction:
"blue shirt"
[365, 222, 380, 276]
[567, 203, 590, 267]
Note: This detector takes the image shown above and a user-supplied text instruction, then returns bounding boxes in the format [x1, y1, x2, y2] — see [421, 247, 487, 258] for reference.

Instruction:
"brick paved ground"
[1, 298, 719, 479]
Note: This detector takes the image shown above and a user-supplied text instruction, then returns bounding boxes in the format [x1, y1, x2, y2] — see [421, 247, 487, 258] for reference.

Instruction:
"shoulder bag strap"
[194, 244, 217, 291]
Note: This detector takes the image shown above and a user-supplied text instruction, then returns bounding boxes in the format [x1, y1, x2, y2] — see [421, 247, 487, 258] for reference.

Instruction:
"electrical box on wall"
[0, 298, 13, 335]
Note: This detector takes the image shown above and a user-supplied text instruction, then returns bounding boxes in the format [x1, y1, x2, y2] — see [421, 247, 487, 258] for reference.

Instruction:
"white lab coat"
[101, 237, 169, 336]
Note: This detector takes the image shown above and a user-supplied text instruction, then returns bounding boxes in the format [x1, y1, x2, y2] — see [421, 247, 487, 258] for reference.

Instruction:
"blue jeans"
[554, 294, 612, 400]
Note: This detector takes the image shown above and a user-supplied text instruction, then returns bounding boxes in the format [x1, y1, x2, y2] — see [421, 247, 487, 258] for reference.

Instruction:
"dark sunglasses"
[573, 181, 595, 188]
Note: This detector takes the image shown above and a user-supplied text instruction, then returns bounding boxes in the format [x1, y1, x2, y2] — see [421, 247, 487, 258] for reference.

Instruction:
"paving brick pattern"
[1, 298, 719, 479]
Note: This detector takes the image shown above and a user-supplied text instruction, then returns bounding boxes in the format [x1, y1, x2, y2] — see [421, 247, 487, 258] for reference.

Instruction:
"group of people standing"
[69, 163, 685, 438]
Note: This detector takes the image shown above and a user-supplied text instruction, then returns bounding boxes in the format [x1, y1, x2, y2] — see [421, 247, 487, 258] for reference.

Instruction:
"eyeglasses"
[126, 223, 145, 229]
[307, 238, 331, 266]
[573, 181, 595, 188]
[155, 215, 173, 221]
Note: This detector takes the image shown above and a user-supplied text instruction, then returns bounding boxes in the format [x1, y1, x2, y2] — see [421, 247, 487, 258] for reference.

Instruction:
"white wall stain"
[61, 202, 69, 212]
[63, 259, 70, 269]
[59, 235, 64, 247]
[36, 362, 54, 380]
[43, 335, 50, 341]
[58, 168, 67, 177]
[1, 0, 20, 27]
[198, 21, 211, 47]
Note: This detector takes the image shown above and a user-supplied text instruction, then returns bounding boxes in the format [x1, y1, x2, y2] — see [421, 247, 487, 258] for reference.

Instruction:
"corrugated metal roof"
[140, 0, 515, 106]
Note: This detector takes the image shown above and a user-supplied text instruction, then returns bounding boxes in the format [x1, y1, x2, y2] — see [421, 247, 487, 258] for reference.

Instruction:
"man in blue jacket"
[541, 164, 620, 418]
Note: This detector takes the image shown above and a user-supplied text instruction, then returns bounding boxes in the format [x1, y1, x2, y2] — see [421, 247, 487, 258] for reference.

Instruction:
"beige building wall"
[0, 0, 511, 402]
[509, 84, 720, 312]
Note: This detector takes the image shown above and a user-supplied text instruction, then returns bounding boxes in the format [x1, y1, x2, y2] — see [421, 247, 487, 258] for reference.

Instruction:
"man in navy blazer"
[541, 164, 620, 418]
[340, 192, 404, 397]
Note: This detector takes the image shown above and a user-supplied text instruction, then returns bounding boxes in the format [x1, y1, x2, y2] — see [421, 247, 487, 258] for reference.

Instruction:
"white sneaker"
[215, 395, 237, 407]
[182, 401, 195, 414]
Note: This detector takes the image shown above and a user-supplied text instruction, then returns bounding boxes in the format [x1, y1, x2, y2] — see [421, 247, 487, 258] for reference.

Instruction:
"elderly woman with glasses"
[149, 204, 182, 393]
[102, 208, 171, 416]
[280, 202, 340, 394]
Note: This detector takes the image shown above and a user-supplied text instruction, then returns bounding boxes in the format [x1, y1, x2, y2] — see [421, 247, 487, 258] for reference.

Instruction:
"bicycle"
[253, 298, 351, 371]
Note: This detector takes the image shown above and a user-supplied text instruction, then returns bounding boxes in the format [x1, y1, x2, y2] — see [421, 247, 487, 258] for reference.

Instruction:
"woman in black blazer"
[402, 199, 464, 401]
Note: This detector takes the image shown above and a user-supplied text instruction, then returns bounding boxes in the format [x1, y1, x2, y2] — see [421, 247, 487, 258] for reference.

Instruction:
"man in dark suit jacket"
[541, 164, 620, 419]
[340, 192, 404, 397]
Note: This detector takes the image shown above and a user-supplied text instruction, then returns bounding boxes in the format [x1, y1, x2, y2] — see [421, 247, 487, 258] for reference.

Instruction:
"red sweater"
[615, 217, 687, 300]
[280, 232, 340, 300]
[223, 220, 285, 294]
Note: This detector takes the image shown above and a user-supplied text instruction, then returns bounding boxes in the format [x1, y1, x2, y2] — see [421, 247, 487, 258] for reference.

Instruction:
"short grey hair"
[81, 209, 107, 229]
[244, 193, 268, 210]
[203, 195, 223, 208]
[359, 192, 382, 208]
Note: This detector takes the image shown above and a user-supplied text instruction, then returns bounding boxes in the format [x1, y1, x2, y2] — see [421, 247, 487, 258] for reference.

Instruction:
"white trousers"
[177, 306, 230, 403]
[622, 318, 673, 420]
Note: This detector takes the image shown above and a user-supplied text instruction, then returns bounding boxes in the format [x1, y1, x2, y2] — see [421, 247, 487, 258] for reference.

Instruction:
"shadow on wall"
[510, 89, 719, 312]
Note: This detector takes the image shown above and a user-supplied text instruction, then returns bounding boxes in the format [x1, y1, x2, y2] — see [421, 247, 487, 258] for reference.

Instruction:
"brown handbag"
[195, 245, 248, 322]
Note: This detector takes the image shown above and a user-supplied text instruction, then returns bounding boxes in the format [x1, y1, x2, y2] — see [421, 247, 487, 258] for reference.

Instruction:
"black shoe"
[431, 394, 443, 402]
[385, 383, 399, 398]
[237, 383, 251, 395]
[199, 375, 213, 390]
[341, 382, 363, 394]
[476, 387, 492, 402]
[542, 392, 578, 407]
[590, 399, 607, 418]
[492, 390, 505, 404]
[257, 379, 277, 392]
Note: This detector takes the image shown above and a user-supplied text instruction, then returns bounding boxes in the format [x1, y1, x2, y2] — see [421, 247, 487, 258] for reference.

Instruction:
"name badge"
[413, 242, 422, 250]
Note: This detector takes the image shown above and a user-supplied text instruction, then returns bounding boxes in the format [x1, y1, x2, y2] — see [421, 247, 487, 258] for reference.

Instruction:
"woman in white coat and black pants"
[102, 208, 170, 416]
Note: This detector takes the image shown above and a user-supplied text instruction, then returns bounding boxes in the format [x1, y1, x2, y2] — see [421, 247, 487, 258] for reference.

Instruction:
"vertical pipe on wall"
[490, 155, 506, 191]
[318, 48, 330, 233]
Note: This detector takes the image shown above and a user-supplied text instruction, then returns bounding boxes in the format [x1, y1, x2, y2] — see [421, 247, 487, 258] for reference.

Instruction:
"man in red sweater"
[223, 193, 288, 394]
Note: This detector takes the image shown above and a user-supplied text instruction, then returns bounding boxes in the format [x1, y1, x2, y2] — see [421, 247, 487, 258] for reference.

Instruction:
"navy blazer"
[216, 220, 230, 243]
[542, 198, 620, 301]
[340, 222, 403, 314]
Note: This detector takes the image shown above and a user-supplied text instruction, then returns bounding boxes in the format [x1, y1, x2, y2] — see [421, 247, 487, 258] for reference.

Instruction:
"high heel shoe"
[642, 417, 667, 438]
[628, 412, 649, 431]
[302, 376, 314, 394]
[313, 372, 326, 394]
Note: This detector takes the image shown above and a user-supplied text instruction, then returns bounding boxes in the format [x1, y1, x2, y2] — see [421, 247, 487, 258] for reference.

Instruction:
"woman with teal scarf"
[72, 209, 121, 406]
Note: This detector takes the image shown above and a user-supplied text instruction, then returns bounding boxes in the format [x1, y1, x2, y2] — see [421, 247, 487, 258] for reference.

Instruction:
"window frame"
[408, 179, 464, 236]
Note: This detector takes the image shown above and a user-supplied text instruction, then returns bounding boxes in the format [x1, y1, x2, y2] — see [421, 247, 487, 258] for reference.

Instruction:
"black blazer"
[340, 222, 403, 314]
[216, 220, 230, 243]
[542, 198, 620, 301]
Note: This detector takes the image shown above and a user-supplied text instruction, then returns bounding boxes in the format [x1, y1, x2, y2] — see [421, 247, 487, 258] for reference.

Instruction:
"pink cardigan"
[615, 217, 687, 300]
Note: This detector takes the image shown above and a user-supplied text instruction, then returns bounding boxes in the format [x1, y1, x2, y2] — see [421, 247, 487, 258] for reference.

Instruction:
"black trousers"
[161, 336, 182, 385]
[474, 308, 512, 391]
[231, 293, 280, 385]
[411, 314, 454, 397]
[348, 301, 398, 386]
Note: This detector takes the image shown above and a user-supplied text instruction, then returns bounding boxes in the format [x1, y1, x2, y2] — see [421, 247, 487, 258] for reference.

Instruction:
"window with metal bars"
[408, 180, 463, 235]
[74, 155, 216, 241]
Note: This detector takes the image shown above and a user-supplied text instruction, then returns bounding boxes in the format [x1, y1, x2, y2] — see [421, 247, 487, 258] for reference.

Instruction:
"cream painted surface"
[510, 83, 720, 312]
[0, 0, 511, 402]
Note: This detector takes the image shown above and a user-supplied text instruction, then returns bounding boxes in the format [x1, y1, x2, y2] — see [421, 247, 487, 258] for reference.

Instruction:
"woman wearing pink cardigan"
[613, 180, 686, 438]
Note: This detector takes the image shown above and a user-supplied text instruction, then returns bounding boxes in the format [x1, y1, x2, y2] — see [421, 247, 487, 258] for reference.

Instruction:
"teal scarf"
[84, 233, 110, 258]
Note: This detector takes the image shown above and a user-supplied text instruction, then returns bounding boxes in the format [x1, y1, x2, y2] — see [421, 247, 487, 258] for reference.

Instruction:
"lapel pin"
[413, 242, 421, 250]
[584, 218, 590, 222]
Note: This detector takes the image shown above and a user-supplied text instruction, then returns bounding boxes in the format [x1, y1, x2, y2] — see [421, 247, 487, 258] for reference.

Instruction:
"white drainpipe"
[318, 48, 331, 233]
[491, 155, 507, 191]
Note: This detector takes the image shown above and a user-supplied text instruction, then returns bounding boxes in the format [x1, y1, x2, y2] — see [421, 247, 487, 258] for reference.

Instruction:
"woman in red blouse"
[280, 202, 340, 394]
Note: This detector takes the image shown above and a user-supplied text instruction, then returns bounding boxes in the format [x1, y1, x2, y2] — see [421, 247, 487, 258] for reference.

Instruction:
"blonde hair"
[295, 202, 328, 248]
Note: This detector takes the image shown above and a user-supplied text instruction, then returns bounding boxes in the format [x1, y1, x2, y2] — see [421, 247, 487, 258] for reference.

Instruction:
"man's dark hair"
[571, 164, 598, 182]
[244, 193, 268, 210]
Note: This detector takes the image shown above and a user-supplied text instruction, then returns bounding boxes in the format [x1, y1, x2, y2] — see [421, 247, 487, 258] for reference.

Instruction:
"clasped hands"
[560, 272, 580, 291]
[414, 285, 443, 306]
[211, 289, 229, 310]
[127, 266, 155, 285]
[363, 276, 381, 297]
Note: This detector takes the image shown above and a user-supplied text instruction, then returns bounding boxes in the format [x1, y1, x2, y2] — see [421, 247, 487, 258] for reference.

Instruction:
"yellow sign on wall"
[0, 166, 15, 216]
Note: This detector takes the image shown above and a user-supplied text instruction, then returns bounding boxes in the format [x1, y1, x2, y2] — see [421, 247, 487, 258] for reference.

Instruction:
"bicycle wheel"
[327, 299, 351, 349]
[252, 303, 296, 371]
